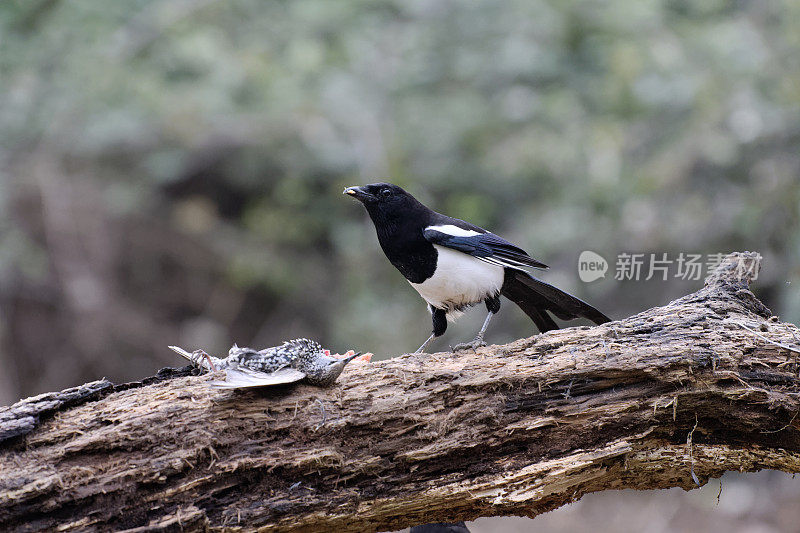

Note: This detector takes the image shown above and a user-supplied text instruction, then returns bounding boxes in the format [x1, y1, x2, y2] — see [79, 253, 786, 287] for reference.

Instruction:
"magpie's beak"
[343, 186, 373, 203]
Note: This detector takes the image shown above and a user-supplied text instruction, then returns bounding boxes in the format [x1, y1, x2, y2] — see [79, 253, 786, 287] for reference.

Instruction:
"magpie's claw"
[451, 337, 487, 352]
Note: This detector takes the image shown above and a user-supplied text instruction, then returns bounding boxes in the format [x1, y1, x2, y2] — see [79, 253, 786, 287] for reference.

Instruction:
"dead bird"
[169, 339, 363, 388]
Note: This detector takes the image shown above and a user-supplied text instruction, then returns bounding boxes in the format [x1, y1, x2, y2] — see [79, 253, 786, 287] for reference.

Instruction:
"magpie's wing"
[422, 224, 548, 270]
[209, 367, 306, 389]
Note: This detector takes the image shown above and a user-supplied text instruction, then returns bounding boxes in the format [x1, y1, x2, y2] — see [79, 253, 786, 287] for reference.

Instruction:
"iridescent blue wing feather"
[422, 226, 548, 270]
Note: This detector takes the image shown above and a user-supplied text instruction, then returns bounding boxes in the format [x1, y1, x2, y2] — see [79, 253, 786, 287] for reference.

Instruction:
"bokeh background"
[1, 1, 799, 531]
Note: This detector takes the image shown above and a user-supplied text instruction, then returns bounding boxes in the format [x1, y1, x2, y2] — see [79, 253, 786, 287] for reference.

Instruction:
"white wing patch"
[425, 224, 482, 237]
[425, 225, 534, 270]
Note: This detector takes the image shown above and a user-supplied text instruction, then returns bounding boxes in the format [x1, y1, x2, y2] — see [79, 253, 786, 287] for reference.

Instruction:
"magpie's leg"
[415, 334, 436, 354]
[453, 295, 500, 351]
[415, 306, 447, 353]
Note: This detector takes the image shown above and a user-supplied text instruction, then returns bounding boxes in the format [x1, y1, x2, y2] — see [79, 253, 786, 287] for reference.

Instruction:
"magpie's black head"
[343, 183, 422, 220]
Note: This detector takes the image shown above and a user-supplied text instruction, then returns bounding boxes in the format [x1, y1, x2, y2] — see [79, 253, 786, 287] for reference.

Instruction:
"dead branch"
[2, 252, 800, 532]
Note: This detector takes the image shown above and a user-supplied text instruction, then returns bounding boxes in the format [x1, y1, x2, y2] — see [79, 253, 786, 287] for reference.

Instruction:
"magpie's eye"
[380, 188, 392, 199]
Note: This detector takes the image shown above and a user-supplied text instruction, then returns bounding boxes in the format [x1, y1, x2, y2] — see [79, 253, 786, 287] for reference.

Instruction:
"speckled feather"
[219, 339, 327, 373]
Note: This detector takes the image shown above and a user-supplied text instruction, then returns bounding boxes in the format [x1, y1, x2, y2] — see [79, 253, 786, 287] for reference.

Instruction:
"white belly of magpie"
[409, 245, 505, 320]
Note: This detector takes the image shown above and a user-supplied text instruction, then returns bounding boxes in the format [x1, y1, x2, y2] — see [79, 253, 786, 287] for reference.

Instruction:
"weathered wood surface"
[2, 252, 800, 532]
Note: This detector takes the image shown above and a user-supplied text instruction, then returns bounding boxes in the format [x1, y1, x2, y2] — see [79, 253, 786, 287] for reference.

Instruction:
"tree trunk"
[2, 252, 800, 532]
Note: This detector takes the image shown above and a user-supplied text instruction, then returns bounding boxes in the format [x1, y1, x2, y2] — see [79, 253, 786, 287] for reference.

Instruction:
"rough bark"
[2, 252, 800, 533]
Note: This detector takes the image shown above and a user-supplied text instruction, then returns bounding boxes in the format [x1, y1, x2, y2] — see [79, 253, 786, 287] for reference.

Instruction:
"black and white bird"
[344, 183, 611, 353]
[169, 339, 361, 388]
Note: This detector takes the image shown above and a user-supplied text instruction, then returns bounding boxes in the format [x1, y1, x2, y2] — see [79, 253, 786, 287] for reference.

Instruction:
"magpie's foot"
[451, 337, 487, 352]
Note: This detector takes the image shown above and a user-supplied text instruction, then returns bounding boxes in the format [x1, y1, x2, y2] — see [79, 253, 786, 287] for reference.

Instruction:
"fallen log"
[2, 251, 799, 532]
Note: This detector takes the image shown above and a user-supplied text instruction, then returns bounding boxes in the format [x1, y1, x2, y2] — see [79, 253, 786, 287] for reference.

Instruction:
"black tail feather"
[501, 269, 610, 332]
[525, 304, 561, 332]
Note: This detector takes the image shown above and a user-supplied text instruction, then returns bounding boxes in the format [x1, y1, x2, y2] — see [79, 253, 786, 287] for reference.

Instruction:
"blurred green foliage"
[0, 0, 799, 403]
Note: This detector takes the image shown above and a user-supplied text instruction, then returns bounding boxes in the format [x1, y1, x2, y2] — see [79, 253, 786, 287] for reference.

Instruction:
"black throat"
[364, 202, 438, 284]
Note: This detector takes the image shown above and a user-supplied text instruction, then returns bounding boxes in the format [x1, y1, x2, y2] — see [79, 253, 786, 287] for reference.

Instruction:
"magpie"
[344, 183, 611, 353]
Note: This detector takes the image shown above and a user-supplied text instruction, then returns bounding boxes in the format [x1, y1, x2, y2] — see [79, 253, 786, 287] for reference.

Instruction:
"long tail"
[500, 269, 611, 333]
